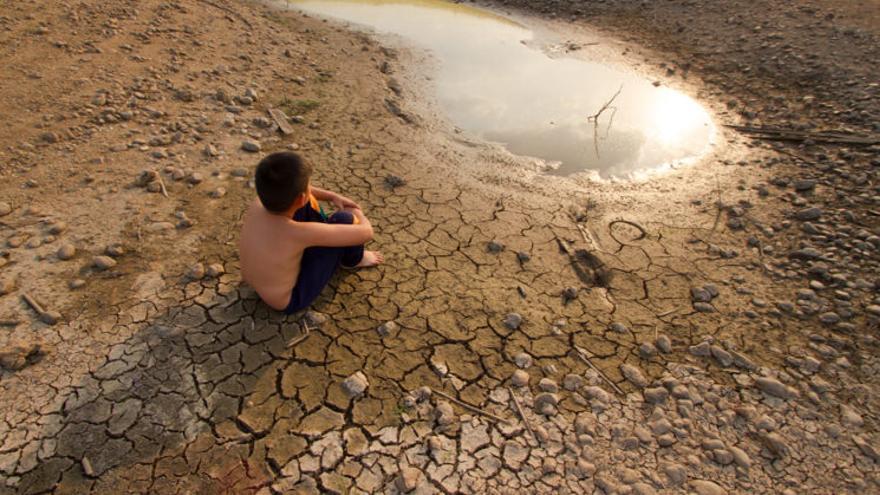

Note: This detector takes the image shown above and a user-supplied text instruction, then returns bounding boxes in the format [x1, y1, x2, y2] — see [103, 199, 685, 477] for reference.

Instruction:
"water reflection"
[287, 0, 715, 178]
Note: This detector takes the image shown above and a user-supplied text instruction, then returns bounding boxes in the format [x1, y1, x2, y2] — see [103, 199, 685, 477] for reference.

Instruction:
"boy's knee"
[327, 211, 354, 225]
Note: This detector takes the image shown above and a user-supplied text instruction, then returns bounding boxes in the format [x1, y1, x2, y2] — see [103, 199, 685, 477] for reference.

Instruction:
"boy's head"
[255, 152, 312, 213]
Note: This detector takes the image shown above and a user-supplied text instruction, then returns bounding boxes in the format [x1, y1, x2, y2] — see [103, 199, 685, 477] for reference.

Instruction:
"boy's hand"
[331, 193, 361, 211]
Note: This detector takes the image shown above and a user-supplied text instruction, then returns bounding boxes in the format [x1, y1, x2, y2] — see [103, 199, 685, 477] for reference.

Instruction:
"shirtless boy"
[239, 152, 383, 314]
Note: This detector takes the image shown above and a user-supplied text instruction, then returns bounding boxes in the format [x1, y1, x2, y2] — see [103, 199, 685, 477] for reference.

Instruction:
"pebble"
[563, 373, 585, 391]
[0, 279, 15, 295]
[384, 175, 406, 188]
[755, 377, 797, 399]
[510, 369, 529, 387]
[209, 187, 226, 198]
[187, 263, 206, 280]
[206, 263, 225, 278]
[655, 335, 672, 353]
[377, 320, 398, 336]
[619, 364, 647, 388]
[69, 279, 86, 290]
[105, 245, 124, 257]
[609, 321, 629, 333]
[513, 352, 533, 369]
[341, 371, 369, 398]
[644, 387, 668, 404]
[538, 378, 558, 393]
[502, 312, 522, 330]
[0, 202, 11, 216]
[534, 392, 559, 415]
[56, 243, 76, 260]
[795, 207, 823, 221]
[241, 140, 262, 152]
[40, 311, 61, 325]
[487, 241, 505, 253]
[690, 480, 726, 495]
[92, 255, 117, 270]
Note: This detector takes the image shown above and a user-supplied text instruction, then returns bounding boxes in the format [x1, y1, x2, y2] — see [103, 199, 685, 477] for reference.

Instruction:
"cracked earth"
[1, 0, 879, 494]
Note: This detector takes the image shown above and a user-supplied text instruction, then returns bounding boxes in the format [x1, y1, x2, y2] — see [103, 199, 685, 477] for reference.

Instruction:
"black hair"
[255, 152, 312, 213]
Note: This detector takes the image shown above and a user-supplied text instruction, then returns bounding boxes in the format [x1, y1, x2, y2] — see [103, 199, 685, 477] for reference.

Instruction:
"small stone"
[563, 373, 585, 391]
[794, 207, 822, 221]
[841, 404, 864, 427]
[396, 467, 420, 493]
[609, 322, 629, 333]
[209, 187, 227, 198]
[510, 369, 529, 387]
[434, 401, 455, 425]
[92, 256, 117, 270]
[39, 311, 61, 325]
[538, 378, 558, 393]
[206, 263, 225, 278]
[304, 310, 327, 326]
[47, 222, 66, 235]
[691, 287, 712, 302]
[513, 352, 532, 368]
[188, 172, 204, 184]
[710, 345, 733, 367]
[689, 341, 711, 357]
[0, 202, 11, 216]
[56, 243, 76, 260]
[187, 263, 206, 280]
[562, 287, 578, 302]
[377, 320, 398, 336]
[81, 457, 95, 477]
[619, 363, 647, 388]
[241, 140, 262, 152]
[516, 251, 530, 263]
[655, 335, 672, 353]
[341, 371, 369, 398]
[204, 144, 220, 157]
[231, 167, 249, 177]
[503, 313, 522, 330]
[105, 245, 125, 257]
[644, 387, 668, 404]
[69, 279, 86, 290]
[728, 445, 751, 469]
[487, 241, 504, 253]
[755, 377, 797, 399]
[638, 342, 657, 358]
[534, 393, 559, 415]
[853, 435, 880, 461]
[690, 480, 726, 495]
[693, 302, 715, 313]
[384, 175, 406, 188]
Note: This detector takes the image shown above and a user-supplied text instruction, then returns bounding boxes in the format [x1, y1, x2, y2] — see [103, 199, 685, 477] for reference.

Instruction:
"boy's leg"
[292, 196, 326, 223]
[284, 211, 365, 314]
[327, 211, 364, 268]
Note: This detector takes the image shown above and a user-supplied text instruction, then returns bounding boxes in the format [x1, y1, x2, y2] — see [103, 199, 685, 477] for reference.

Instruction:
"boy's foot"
[355, 250, 384, 268]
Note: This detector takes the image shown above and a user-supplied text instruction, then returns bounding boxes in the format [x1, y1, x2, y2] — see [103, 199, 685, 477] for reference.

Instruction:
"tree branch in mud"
[586, 84, 623, 158]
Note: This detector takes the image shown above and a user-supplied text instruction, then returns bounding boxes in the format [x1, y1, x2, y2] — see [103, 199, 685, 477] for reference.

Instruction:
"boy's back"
[239, 152, 383, 314]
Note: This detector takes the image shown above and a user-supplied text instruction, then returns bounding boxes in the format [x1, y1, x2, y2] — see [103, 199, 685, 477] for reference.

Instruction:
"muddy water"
[287, 0, 715, 179]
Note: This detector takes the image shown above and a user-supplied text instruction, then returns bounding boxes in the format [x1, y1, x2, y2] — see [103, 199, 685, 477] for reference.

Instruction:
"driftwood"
[268, 108, 294, 135]
[432, 388, 511, 424]
[507, 386, 536, 442]
[726, 124, 880, 146]
[573, 345, 624, 396]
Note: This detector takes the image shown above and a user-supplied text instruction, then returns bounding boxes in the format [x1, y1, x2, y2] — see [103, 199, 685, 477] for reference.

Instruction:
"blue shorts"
[284, 202, 364, 314]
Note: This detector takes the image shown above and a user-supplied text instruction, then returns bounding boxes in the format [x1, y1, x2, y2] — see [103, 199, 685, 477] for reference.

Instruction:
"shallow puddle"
[286, 0, 715, 179]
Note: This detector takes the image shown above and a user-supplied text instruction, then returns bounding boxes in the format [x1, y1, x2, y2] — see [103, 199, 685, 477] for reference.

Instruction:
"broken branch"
[573, 345, 624, 396]
[507, 386, 536, 442]
[432, 388, 511, 424]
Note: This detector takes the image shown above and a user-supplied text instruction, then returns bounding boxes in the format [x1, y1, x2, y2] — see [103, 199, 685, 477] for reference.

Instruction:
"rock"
[487, 241, 505, 253]
[691, 287, 712, 302]
[56, 243, 76, 260]
[693, 302, 715, 313]
[47, 222, 66, 235]
[0, 278, 15, 295]
[644, 387, 668, 404]
[304, 310, 327, 326]
[105, 244, 125, 257]
[434, 401, 455, 425]
[39, 310, 61, 325]
[793, 179, 816, 191]
[513, 352, 532, 368]
[795, 207, 822, 221]
[840, 404, 864, 427]
[853, 435, 880, 461]
[563, 373, 585, 391]
[206, 263, 225, 278]
[241, 140, 261, 152]
[562, 286, 578, 301]
[377, 320, 397, 336]
[231, 167, 249, 177]
[180, 263, 204, 281]
[689, 341, 711, 357]
[341, 371, 369, 398]
[710, 345, 733, 366]
[728, 445, 751, 469]
[534, 393, 559, 415]
[755, 377, 797, 399]
[503, 313, 522, 330]
[188, 172, 204, 184]
[510, 369, 529, 387]
[384, 175, 406, 188]
[538, 378, 558, 393]
[690, 480, 726, 495]
[655, 335, 672, 353]
[609, 322, 629, 333]
[203, 144, 220, 157]
[209, 187, 226, 198]
[661, 461, 687, 486]
[81, 456, 95, 478]
[638, 342, 657, 358]
[69, 279, 86, 290]
[619, 364, 647, 388]
[761, 432, 789, 458]
[396, 467, 421, 493]
[0, 202, 11, 216]
[516, 251, 530, 263]
[92, 255, 117, 270]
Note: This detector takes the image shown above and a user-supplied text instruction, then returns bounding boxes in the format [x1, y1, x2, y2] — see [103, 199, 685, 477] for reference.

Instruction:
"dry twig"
[573, 345, 624, 396]
[432, 389, 511, 424]
[507, 386, 536, 442]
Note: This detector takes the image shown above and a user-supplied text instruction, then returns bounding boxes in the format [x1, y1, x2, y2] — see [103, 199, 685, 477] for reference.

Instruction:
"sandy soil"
[0, 0, 878, 493]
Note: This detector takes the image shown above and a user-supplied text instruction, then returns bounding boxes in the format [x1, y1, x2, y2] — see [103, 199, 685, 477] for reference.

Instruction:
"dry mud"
[0, 0, 878, 494]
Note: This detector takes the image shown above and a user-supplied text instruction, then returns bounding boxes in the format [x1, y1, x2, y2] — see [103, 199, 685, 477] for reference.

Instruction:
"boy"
[239, 152, 383, 314]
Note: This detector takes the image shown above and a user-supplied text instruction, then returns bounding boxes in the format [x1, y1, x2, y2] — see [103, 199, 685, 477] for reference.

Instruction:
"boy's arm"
[311, 186, 361, 210]
[294, 212, 373, 247]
